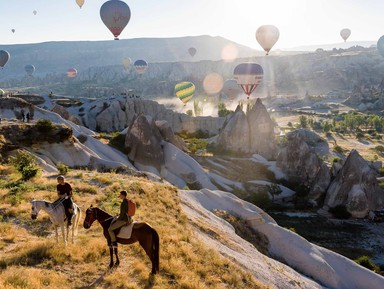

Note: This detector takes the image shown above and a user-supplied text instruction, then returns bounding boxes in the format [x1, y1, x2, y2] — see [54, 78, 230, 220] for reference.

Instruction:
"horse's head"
[30, 199, 40, 220]
[83, 205, 97, 229]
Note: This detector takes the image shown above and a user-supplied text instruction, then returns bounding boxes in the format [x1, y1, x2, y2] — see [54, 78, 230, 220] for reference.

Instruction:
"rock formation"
[276, 129, 331, 205]
[324, 149, 384, 218]
[215, 98, 277, 159]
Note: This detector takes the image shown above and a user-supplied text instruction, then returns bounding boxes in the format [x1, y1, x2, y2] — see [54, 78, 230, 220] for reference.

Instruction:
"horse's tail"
[152, 227, 160, 273]
[74, 206, 81, 236]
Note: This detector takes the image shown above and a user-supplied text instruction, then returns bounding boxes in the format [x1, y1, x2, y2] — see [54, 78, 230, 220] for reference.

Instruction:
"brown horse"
[83, 205, 159, 274]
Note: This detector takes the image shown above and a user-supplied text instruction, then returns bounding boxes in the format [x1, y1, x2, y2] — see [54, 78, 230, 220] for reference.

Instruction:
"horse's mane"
[94, 207, 113, 218]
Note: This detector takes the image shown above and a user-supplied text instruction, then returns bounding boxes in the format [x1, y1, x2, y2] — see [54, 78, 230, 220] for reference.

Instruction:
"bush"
[333, 145, 345, 154]
[356, 132, 365, 139]
[9, 150, 39, 180]
[329, 205, 351, 219]
[57, 162, 69, 175]
[354, 255, 380, 272]
[35, 119, 55, 132]
[374, 145, 384, 153]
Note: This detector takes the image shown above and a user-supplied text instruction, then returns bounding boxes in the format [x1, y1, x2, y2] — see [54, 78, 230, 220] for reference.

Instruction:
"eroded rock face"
[324, 149, 384, 218]
[215, 99, 277, 160]
[276, 129, 331, 205]
[124, 114, 165, 172]
[155, 120, 188, 152]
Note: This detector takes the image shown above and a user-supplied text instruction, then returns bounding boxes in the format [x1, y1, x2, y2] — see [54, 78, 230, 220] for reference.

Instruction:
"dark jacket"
[118, 198, 129, 222]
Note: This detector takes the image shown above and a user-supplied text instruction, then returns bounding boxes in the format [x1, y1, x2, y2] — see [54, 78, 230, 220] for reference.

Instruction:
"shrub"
[333, 145, 345, 154]
[329, 205, 351, 219]
[356, 132, 365, 139]
[374, 145, 384, 153]
[35, 119, 54, 132]
[57, 162, 69, 175]
[9, 150, 39, 180]
[354, 255, 380, 272]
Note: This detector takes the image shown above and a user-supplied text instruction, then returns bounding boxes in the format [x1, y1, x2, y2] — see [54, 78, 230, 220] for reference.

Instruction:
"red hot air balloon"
[67, 68, 78, 78]
[100, 0, 131, 40]
[233, 63, 263, 99]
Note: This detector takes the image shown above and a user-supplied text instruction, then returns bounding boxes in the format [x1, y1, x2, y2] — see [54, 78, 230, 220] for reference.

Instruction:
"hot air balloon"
[100, 0, 131, 40]
[67, 68, 78, 78]
[256, 25, 280, 55]
[222, 79, 242, 102]
[134, 59, 148, 74]
[76, 0, 85, 8]
[122, 57, 131, 70]
[11, 29, 15, 33]
[0, 89, 4, 97]
[340, 28, 351, 42]
[188, 47, 197, 57]
[175, 82, 195, 105]
[377, 35, 384, 58]
[233, 63, 263, 98]
[25, 64, 35, 76]
[0, 50, 10, 68]
[33, 10, 37, 15]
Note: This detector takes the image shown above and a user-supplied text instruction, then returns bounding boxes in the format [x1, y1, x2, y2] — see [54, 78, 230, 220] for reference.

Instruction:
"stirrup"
[110, 241, 118, 248]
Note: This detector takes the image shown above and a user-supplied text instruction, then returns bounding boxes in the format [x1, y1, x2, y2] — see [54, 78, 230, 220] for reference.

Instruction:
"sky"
[1, 0, 384, 49]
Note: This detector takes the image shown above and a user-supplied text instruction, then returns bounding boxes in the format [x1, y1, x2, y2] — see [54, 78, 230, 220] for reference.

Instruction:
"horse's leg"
[109, 246, 114, 268]
[139, 233, 158, 274]
[114, 246, 119, 266]
[71, 213, 75, 243]
[55, 226, 59, 244]
[61, 224, 67, 246]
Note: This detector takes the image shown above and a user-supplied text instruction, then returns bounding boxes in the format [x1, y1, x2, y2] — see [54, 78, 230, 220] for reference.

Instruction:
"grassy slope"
[0, 166, 267, 289]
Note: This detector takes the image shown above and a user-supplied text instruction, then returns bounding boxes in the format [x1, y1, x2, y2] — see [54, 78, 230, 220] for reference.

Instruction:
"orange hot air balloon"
[67, 68, 78, 78]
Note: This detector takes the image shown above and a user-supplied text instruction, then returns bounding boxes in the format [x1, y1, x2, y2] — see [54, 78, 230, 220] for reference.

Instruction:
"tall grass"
[0, 167, 267, 289]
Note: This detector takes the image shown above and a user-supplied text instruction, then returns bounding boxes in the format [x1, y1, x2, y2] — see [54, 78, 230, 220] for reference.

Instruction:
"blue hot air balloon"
[134, 59, 148, 74]
[25, 64, 35, 76]
[377, 35, 384, 58]
[233, 63, 263, 98]
[0, 50, 10, 68]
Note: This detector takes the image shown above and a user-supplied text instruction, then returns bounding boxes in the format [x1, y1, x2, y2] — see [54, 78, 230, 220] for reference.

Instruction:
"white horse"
[30, 199, 81, 245]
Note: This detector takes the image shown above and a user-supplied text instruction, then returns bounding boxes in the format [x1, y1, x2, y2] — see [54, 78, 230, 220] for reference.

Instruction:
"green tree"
[299, 115, 308, 128]
[218, 102, 233, 117]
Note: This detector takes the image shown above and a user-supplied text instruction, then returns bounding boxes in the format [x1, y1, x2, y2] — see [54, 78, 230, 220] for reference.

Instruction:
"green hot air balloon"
[175, 82, 195, 105]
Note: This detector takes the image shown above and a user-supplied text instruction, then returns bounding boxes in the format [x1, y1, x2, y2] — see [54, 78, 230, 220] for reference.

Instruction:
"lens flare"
[221, 44, 238, 62]
[203, 73, 224, 95]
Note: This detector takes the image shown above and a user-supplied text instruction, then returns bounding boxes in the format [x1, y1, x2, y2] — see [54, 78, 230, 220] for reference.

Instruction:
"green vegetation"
[218, 102, 233, 117]
[9, 150, 39, 181]
[354, 255, 380, 272]
[35, 119, 55, 132]
[56, 162, 69, 175]
[329, 205, 351, 219]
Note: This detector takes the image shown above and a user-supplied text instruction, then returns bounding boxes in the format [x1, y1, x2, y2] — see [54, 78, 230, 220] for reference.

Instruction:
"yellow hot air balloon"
[175, 82, 195, 105]
[122, 57, 131, 70]
[76, 0, 85, 8]
[256, 25, 280, 55]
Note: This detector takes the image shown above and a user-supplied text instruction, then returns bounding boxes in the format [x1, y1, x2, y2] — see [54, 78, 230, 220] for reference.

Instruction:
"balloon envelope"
[76, 0, 85, 8]
[340, 28, 351, 42]
[222, 79, 242, 101]
[233, 63, 263, 96]
[377, 35, 384, 57]
[0, 50, 10, 68]
[11, 29, 15, 33]
[256, 25, 279, 55]
[67, 68, 78, 78]
[25, 64, 35, 76]
[175, 82, 195, 104]
[134, 59, 148, 74]
[100, 0, 131, 40]
[0, 89, 4, 96]
[33, 10, 37, 15]
[122, 57, 131, 69]
[188, 47, 197, 57]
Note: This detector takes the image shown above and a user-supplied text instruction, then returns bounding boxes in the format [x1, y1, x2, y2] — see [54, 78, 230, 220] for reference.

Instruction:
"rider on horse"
[108, 190, 131, 247]
[55, 175, 74, 226]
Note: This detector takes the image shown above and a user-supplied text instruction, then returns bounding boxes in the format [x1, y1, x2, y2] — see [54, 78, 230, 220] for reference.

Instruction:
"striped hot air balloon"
[233, 63, 263, 98]
[134, 59, 148, 74]
[175, 82, 195, 105]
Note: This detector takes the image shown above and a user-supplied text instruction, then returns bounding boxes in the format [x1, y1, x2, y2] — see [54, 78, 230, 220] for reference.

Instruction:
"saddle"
[116, 222, 135, 239]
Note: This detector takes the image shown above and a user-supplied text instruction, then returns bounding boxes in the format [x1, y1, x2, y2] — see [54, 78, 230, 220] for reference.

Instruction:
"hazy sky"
[2, 0, 384, 49]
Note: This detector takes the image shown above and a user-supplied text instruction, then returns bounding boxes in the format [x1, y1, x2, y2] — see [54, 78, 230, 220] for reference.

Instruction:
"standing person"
[21, 109, 25, 122]
[56, 175, 74, 226]
[26, 112, 30, 123]
[108, 190, 130, 247]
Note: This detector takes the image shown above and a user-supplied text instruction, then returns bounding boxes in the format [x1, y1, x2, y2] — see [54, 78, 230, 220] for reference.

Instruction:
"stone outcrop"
[276, 129, 331, 205]
[155, 120, 188, 152]
[323, 149, 384, 218]
[124, 114, 165, 172]
[215, 98, 277, 160]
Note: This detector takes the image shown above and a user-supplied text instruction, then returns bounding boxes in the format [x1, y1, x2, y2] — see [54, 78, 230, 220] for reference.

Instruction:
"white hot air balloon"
[256, 25, 280, 55]
[340, 28, 351, 42]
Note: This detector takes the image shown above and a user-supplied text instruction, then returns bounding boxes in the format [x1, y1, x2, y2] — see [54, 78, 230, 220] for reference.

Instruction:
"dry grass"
[0, 167, 267, 289]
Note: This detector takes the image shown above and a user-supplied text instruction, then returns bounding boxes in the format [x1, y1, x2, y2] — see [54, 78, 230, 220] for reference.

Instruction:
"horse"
[83, 205, 159, 274]
[30, 199, 82, 245]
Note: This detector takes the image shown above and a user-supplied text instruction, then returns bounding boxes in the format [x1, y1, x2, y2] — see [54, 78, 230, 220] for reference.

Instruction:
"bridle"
[84, 207, 97, 228]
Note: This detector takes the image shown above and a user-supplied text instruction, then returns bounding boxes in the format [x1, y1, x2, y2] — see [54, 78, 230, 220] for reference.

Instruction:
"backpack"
[127, 199, 136, 217]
